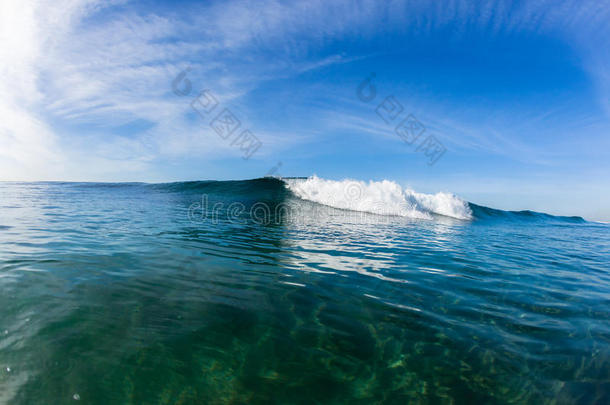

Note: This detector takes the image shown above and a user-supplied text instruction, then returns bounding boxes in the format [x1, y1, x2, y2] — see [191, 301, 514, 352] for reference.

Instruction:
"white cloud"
[0, 0, 91, 180]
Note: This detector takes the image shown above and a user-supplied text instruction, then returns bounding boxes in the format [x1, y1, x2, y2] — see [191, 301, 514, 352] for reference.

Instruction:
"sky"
[0, 0, 609, 220]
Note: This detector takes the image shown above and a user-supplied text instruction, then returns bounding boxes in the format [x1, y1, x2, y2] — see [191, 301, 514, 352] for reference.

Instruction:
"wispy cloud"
[0, 0, 609, 186]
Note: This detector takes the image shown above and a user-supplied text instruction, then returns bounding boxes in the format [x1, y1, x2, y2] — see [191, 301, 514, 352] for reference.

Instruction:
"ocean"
[0, 177, 608, 404]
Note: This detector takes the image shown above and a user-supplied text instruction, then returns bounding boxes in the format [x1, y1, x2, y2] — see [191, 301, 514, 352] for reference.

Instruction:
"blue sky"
[1, 0, 609, 220]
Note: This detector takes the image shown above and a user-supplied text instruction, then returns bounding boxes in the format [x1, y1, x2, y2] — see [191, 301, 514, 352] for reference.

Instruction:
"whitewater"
[283, 176, 473, 220]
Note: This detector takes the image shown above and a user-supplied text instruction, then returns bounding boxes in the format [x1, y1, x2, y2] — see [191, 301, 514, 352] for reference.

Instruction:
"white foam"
[284, 176, 472, 220]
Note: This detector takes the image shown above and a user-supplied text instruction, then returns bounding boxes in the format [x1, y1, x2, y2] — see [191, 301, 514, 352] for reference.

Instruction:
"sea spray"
[284, 175, 473, 220]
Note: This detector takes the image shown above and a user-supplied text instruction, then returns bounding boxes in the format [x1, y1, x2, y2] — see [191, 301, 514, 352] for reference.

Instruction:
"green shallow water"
[0, 180, 609, 404]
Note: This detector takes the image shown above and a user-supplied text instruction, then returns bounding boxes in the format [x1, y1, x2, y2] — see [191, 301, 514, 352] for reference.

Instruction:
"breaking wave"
[283, 176, 473, 220]
[91, 176, 585, 223]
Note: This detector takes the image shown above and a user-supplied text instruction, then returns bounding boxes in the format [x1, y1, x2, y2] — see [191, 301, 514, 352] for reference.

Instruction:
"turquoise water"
[0, 179, 609, 404]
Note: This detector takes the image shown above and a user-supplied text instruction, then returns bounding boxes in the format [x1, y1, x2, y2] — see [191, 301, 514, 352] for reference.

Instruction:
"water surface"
[0, 179, 608, 404]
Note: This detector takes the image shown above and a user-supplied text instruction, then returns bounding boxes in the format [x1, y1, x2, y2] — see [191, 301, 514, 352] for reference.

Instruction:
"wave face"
[284, 176, 473, 220]
[150, 177, 291, 202]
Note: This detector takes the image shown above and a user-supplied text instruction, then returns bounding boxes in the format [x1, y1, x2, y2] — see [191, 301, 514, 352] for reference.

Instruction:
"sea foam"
[284, 176, 473, 220]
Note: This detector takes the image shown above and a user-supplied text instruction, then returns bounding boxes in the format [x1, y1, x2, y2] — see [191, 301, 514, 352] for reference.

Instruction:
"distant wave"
[468, 203, 586, 223]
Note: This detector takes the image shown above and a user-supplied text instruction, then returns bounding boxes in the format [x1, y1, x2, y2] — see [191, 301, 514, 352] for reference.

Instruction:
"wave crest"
[284, 176, 473, 220]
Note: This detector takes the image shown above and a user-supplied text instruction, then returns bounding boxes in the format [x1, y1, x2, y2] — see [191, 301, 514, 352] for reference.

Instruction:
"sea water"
[0, 178, 608, 404]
